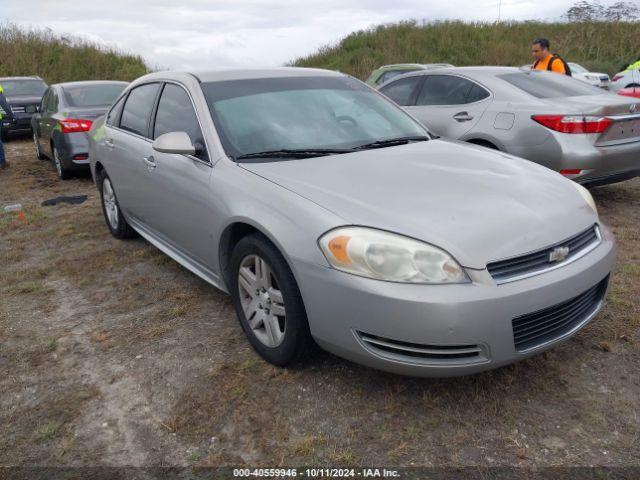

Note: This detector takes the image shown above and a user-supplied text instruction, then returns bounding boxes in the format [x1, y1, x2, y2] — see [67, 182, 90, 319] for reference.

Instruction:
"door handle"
[143, 155, 156, 169]
[453, 111, 474, 122]
[105, 139, 115, 150]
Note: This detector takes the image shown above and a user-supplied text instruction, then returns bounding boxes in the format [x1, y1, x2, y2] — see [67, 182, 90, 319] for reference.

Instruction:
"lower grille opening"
[356, 331, 487, 365]
[512, 276, 609, 351]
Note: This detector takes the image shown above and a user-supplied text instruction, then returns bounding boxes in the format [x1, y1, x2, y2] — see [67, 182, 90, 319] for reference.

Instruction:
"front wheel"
[97, 169, 137, 239]
[229, 233, 313, 366]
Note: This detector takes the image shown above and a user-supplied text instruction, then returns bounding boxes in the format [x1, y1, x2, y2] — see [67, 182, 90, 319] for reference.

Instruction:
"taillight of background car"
[532, 115, 612, 134]
[618, 88, 640, 99]
[59, 118, 93, 134]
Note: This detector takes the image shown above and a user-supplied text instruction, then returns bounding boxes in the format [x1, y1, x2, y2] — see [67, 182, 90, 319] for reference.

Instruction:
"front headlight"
[572, 181, 598, 217]
[318, 227, 469, 284]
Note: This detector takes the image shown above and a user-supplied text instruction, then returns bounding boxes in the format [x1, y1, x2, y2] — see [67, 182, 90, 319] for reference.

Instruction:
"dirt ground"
[1, 138, 639, 470]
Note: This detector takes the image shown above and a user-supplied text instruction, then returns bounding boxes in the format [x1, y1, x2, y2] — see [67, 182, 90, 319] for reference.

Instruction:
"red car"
[618, 87, 640, 99]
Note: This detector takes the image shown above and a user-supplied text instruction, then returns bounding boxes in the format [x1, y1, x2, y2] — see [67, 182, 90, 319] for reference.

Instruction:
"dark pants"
[0, 135, 5, 167]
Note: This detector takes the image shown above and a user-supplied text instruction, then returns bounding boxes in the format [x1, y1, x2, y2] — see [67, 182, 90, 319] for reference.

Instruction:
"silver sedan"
[89, 68, 615, 377]
[379, 66, 640, 187]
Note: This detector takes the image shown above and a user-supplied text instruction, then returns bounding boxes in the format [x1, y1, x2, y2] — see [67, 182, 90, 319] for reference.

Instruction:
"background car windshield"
[1, 79, 47, 96]
[63, 83, 127, 107]
[201, 76, 427, 161]
[499, 71, 606, 98]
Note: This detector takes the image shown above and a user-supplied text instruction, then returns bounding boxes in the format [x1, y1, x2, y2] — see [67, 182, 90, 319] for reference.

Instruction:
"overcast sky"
[3, 0, 589, 70]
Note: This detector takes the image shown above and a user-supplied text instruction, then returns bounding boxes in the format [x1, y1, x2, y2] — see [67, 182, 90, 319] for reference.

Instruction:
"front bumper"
[295, 224, 616, 377]
[2, 114, 33, 135]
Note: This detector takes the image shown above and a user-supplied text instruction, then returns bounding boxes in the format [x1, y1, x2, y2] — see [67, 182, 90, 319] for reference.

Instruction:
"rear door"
[40, 87, 59, 156]
[141, 82, 214, 266]
[404, 74, 491, 138]
[105, 82, 161, 222]
[33, 88, 51, 150]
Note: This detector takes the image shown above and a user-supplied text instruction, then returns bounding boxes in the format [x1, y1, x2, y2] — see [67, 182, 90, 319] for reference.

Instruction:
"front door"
[141, 82, 214, 267]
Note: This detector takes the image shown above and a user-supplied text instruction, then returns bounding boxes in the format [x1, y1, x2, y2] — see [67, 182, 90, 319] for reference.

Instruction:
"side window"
[47, 91, 59, 113]
[153, 83, 208, 161]
[119, 83, 160, 137]
[378, 69, 418, 85]
[40, 89, 50, 113]
[415, 75, 474, 106]
[379, 76, 421, 106]
[106, 95, 126, 126]
[467, 83, 490, 103]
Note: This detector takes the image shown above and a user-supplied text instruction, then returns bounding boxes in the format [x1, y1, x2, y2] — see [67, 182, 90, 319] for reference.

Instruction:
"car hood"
[240, 140, 597, 270]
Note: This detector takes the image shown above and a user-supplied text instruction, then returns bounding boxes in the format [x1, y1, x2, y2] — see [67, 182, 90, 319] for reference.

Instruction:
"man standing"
[0, 84, 15, 169]
[531, 38, 571, 76]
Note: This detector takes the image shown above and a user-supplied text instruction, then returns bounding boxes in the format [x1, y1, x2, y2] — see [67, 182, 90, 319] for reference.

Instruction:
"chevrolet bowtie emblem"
[549, 246, 570, 263]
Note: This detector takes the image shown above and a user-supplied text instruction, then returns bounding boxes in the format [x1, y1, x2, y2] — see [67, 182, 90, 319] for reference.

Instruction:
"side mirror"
[152, 131, 196, 156]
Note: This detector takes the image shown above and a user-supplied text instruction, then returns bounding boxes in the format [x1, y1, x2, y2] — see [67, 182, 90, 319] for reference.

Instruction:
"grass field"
[293, 20, 640, 80]
[0, 138, 638, 468]
[0, 23, 148, 84]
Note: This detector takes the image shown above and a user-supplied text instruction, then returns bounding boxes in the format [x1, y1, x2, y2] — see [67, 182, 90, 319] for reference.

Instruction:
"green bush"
[292, 20, 640, 79]
[0, 23, 149, 84]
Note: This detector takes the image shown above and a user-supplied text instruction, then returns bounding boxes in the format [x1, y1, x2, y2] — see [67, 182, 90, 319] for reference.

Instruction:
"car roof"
[137, 68, 344, 84]
[0, 76, 45, 81]
[382, 66, 522, 82]
[54, 80, 129, 88]
[379, 63, 427, 70]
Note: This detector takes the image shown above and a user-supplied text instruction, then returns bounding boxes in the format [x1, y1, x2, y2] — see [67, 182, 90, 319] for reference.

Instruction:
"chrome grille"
[487, 225, 600, 283]
[356, 331, 487, 365]
[512, 276, 608, 351]
[9, 105, 25, 113]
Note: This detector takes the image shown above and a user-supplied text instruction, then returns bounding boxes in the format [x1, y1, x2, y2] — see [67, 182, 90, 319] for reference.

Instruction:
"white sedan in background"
[568, 63, 610, 89]
[520, 63, 610, 89]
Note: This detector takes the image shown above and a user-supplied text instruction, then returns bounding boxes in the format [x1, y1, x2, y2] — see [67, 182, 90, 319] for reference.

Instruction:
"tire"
[52, 144, 72, 180]
[97, 169, 137, 239]
[1, 128, 8, 143]
[229, 233, 314, 366]
[33, 132, 45, 160]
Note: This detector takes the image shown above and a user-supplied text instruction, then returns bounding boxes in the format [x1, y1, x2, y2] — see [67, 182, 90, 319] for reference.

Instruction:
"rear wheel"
[97, 169, 137, 239]
[229, 233, 313, 366]
[52, 144, 72, 180]
[33, 132, 45, 160]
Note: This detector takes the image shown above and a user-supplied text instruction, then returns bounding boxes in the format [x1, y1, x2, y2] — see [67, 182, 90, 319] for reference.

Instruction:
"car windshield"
[1, 79, 47, 96]
[569, 63, 588, 74]
[201, 75, 428, 161]
[63, 83, 127, 107]
[498, 71, 606, 98]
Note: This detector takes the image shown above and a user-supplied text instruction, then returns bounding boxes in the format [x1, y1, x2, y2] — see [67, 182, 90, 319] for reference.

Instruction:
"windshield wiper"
[235, 148, 353, 161]
[353, 135, 430, 151]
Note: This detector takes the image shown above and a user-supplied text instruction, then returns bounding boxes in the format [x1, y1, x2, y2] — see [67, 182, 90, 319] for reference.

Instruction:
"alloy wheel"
[238, 254, 286, 347]
[53, 148, 63, 177]
[102, 177, 119, 230]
